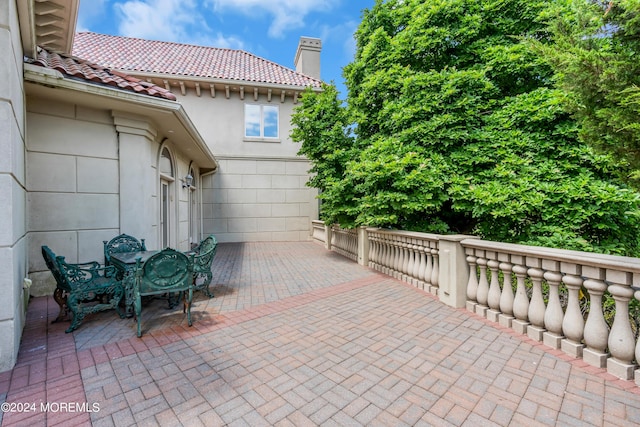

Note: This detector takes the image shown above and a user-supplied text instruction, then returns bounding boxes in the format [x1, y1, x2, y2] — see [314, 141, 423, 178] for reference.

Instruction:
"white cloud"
[77, 0, 110, 32]
[319, 19, 358, 61]
[207, 0, 339, 38]
[113, 0, 244, 48]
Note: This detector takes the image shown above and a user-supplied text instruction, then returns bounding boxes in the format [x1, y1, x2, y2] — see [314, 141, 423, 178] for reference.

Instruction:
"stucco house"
[1, 0, 321, 372]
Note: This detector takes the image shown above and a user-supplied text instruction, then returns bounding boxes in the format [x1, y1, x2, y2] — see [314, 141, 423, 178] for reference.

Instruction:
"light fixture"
[182, 173, 193, 188]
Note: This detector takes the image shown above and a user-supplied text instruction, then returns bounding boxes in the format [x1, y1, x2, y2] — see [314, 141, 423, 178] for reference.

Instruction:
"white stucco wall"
[0, 0, 28, 372]
[26, 101, 122, 296]
[179, 88, 319, 242]
[26, 101, 201, 297]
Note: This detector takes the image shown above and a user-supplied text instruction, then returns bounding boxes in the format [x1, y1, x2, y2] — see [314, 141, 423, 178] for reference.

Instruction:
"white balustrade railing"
[310, 220, 640, 384]
[330, 225, 358, 261]
[462, 239, 640, 381]
[367, 228, 440, 294]
[311, 220, 326, 244]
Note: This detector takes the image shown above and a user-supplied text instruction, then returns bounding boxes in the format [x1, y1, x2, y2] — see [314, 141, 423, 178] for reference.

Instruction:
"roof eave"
[117, 70, 324, 93]
[23, 63, 219, 172]
[18, 0, 80, 58]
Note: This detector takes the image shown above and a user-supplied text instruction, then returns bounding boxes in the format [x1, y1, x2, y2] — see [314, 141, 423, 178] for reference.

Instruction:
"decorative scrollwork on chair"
[54, 255, 125, 333]
[192, 235, 218, 298]
[42, 245, 101, 324]
[103, 233, 147, 267]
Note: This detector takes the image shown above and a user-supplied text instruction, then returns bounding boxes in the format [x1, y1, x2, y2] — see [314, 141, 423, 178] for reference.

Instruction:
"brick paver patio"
[1, 242, 640, 426]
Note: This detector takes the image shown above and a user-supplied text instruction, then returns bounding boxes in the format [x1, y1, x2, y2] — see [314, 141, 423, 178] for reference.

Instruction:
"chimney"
[294, 37, 322, 80]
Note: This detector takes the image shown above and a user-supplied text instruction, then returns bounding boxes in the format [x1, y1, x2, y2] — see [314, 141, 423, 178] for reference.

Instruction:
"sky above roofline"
[77, 0, 375, 98]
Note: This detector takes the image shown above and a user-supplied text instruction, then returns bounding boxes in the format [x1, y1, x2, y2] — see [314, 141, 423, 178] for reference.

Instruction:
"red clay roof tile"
[72, 32, 322, 88]
[30, 47, 178, 101]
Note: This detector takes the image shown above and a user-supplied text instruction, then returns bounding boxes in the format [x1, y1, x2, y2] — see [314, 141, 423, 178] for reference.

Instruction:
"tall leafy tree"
[292, 0, 640, 255]
[538, 0, 640, 183]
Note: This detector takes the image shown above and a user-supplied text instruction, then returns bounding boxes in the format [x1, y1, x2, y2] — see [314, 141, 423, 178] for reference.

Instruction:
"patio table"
[110, 250, 159, 317]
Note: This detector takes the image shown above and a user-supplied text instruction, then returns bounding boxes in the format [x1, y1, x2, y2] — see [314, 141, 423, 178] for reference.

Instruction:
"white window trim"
[244, 104, 280, 142]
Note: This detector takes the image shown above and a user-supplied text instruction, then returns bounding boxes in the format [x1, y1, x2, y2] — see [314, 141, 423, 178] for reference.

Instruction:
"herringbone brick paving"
[1, 242, 640, 426]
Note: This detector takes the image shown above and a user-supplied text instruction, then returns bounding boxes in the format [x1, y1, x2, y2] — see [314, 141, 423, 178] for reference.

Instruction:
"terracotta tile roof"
[29, 48, 178, 101]
[72, 32, 323, 88]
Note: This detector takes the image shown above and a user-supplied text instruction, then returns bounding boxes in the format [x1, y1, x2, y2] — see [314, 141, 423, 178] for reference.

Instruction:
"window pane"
[160, 148, 173, 176]
[263, 105, 279, 138]
[245, 104, 261, 137]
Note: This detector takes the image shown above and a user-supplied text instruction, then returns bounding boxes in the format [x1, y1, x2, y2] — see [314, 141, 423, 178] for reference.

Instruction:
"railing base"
[608, 358, 636, 381]
[512, 319, 529, 335]
[498, 314, 514, 328]
[475, 304, 488, 317]
[561, 340, 584, 358]
[487, 309, 501, 323]
[527, 325, 545, 342]
[543, 332, 563, 349]
[583, 349, 609, 369]
[466, 301, 478, 312]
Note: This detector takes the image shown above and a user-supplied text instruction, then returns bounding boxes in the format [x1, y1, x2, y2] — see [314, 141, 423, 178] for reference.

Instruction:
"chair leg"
[186, 288, 193, 327]
[65, 294, 83, 333]
[52, 288, 69, 323]
[135, 295, 143, 338]
[113, 286, 125, 319]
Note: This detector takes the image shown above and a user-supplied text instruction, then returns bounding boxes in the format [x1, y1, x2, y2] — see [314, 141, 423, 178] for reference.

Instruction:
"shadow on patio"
[1, 242, 640, 426]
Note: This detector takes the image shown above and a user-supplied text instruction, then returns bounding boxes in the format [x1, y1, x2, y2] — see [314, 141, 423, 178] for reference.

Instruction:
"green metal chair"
[42, 245, 101, 324]
[53, 253, 124, 333]
[103, 233, 147, 267]
[192, 235, 218, 298]
[133, 248, 195, 337]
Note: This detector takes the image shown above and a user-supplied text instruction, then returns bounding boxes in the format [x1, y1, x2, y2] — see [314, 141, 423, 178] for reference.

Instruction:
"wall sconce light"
[182, 173, 193, 189]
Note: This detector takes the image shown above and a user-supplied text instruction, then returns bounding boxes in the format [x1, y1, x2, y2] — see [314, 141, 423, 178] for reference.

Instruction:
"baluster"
[400, 237, 408, 279]
[367, 233, 376, 268]
[466, 255, 479, 311]
[417, 243, 427, 289]
[527, 268, 546, 341]
[352, 231, 357, 260]
[561, 274, 585, 357]
[403, 238, 411, 281]
[377, 234, 389, 273]
[487, 259, 501, 319]
[499, 262, 514, 327]
[543, 271, 564, 349]
[607, 284, 636, 380]
[582, 279, 609, 367]
[430, 247, 439, 293]
[383, 235, 393, 276]
[512, 265, 529, 334]
[424, 245, 433, 289]
[636, 290, 640, 376]
[411, 240, 421, 286]
[406, 240, 416, 285]
[476, 257, 489, 315]
[394, 236, 402, 278]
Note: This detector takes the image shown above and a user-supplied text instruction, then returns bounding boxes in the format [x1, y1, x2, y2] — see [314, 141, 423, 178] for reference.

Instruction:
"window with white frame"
[244, 104, 279, 140]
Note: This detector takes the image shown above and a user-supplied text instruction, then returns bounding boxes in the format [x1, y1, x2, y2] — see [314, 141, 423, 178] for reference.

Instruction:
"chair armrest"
[57, 257, 121, 290]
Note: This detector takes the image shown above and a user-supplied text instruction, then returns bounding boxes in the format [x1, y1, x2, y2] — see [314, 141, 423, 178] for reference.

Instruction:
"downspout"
[199, 166, 219, 240]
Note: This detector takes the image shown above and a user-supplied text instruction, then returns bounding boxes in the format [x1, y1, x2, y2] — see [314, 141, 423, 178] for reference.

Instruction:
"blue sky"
[77, 0, 376, 98]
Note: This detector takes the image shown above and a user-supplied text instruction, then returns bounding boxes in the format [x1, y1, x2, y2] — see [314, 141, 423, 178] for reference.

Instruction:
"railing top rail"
[461, 238, 640, 274]
[366, 228, 472, 242]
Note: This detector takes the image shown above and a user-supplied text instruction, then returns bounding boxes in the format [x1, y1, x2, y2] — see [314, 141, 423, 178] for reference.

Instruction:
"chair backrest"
[194, 235, 218, 271]
[135, 248, 193, 295]
[42, 246, 69, 291]
[104, 233, 147, 265]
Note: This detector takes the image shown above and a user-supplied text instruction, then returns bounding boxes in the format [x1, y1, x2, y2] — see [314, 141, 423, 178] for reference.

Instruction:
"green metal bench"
[192, 235, 218, 297]
[133, 248, 195, 337]
[103, 233, 147, 267]
[42, 246, 124, 333]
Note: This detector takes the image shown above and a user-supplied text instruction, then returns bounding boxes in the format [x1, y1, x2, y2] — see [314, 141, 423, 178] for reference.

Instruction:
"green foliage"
[291, 0, 640, 255]
[537, 0, 640, 183]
